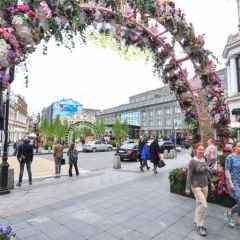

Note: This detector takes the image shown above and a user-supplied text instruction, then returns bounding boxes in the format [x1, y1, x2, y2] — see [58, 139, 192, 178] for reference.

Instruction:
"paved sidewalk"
[8, 156, 90, 180]
[0, 151, 239, 240]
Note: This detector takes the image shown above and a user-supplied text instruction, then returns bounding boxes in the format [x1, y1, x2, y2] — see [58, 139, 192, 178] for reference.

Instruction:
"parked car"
[182, 140, 191, 149]
[117, 143, 138, 161]
[159, 141, 175, 153]
[83, 140, 113, 152]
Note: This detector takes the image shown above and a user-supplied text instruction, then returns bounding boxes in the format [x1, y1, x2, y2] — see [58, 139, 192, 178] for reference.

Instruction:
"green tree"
[94, 119, 106, 139]
[112, 118, 129, 147]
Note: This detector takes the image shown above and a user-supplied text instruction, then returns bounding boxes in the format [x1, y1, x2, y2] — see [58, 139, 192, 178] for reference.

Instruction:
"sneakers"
[29, 182, 32, 185]
[147, 166, 150, 170]
[140, 166, 144, 172]
[16, 182, 21, 187]
[225, 210, 235, 228]
[197, 226, 207, 237]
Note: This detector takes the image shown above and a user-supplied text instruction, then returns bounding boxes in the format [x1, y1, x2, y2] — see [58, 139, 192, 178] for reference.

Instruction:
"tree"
[112, 118, 129, 147]
[94, 119, 106, 139]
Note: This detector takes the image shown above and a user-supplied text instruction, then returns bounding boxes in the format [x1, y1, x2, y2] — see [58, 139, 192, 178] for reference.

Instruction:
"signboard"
[52, 99, 82, 118]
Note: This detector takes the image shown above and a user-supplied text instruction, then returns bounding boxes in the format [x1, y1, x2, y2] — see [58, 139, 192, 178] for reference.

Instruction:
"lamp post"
[0, 66, 14, 195]
[237, 0, 240, 31]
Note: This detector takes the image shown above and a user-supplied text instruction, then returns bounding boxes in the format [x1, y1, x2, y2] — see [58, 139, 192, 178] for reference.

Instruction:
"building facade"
[41, 99, 82, 121]
[0, 94, 28, 143]
[223, 21, 240, 127]
[72, 108, 101, 123]
[97, 86, 185, 137]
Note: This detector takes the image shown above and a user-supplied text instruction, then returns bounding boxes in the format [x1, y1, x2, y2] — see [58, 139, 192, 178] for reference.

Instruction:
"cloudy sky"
[11, 0, 238, 114]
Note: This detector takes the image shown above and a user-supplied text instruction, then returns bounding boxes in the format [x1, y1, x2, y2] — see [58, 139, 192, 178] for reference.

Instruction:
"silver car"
[83, 140, 113, 152]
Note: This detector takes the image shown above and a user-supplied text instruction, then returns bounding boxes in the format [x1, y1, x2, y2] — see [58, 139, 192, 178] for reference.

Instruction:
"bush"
[169, 168, 236, 208]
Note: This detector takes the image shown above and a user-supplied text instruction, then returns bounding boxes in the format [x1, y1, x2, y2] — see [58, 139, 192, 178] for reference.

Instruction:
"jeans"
[54, 157, 61, 176]
[192, 186, 208, 227]
[69, 162, 79, 176]
[19, 161, 32, 183]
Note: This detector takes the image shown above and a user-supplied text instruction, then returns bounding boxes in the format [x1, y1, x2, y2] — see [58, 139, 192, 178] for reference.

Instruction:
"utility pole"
[0, 66, 14, 195]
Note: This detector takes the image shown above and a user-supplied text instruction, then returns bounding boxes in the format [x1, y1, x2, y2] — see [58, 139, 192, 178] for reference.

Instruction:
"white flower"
[12, 16, 24, 26]
[12, 16, 34, 45]
[0, 39, 11, 68]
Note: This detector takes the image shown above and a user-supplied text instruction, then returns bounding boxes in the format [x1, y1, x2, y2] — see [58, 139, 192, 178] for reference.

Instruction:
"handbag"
[158, 159, 166, 168]
[61, 158, 66, 165]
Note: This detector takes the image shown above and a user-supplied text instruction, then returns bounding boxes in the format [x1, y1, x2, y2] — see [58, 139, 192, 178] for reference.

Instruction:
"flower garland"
[0, 0, 230, 144]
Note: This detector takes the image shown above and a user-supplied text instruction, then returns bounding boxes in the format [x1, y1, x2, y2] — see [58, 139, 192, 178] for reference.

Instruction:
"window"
[236, 56, 240, 92]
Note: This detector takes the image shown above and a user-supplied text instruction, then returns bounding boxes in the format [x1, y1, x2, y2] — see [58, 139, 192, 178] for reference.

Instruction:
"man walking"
[53, 141, 64, 178]
[149, 136, 161, 174]
[16, 138, 34, 186]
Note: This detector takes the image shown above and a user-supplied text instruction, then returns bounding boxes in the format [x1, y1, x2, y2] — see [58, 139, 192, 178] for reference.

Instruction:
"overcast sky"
[11, 0, 238, 114]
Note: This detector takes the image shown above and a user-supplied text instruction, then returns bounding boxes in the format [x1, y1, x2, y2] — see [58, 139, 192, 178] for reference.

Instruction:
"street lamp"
[0, 66, 14, 195]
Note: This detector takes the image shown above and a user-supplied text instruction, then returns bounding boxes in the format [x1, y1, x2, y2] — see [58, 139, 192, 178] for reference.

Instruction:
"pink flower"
[16, 3, 29, 13]
[40, 1, 52, 18]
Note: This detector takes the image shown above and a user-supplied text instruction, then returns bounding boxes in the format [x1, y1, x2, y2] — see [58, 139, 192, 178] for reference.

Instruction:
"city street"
[0, 150, 239, 240]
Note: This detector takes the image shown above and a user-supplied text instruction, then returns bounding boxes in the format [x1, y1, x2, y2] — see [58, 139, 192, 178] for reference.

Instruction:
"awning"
[232, 108, 240, 115]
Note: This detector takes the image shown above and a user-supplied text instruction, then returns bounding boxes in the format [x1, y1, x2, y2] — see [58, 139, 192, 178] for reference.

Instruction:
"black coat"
[17, 142, 34, 162]
[149, 140, 160, 164]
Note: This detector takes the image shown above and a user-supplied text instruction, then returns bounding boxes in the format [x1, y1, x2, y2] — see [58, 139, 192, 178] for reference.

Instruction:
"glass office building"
[96, 86, 185, 137]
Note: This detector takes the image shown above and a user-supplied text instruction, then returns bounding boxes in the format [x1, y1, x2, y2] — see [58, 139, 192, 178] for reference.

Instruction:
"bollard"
[113, 154, 121, 169]
[163, 150, 168, 159]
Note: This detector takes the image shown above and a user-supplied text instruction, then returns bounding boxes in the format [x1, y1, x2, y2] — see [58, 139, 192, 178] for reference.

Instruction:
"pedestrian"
[16, 138, 34, 187]
[140, 139, 150, 172]
[53, 141, 64, 178]
[138, 136, 145, 171]
[225, 142, 240, 228]
[149, 136, 161, 174]
[204, 139, 217, 173]
[67, 143, 79, 177]
[185, 144, 214, 237]
[13, 141, 18, 156]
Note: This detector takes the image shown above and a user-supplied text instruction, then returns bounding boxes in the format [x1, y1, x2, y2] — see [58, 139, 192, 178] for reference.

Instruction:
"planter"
[169, 168, 236, 208]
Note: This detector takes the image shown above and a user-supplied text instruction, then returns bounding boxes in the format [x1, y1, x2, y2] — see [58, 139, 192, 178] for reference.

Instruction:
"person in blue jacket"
[140, 140, 150, 172]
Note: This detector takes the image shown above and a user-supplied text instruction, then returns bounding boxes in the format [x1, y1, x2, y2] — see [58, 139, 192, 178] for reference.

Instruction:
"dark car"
[117, 143, 138, 161]
[182, 140, 191, 149]
[159, 141, 175, 153]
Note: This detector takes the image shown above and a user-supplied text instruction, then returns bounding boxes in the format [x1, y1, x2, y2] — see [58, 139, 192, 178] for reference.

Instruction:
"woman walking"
[140, 140, 150, 172]
[225, 142, 240, 227]
[186, 144, 214, 237]
[67, 143, 79, 177]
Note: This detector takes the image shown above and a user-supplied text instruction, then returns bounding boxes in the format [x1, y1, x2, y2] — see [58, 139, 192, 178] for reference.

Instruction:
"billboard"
[52, 99, 82, 118]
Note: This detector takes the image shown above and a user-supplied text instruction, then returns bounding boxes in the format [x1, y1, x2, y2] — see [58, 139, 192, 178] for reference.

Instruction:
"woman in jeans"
[186, 144, 214, 237]
[225, 142, 240, 227]
[67, 143, 79, 177]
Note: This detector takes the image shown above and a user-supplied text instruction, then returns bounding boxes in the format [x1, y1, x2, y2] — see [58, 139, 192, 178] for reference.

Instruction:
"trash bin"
[113, 154, 121, 169]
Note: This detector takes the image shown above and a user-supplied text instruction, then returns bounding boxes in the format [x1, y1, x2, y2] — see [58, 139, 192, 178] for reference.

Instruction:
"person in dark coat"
[67, 143, 79, 177]
[149, 137, 161, 174]
[16, 138, 34, 186]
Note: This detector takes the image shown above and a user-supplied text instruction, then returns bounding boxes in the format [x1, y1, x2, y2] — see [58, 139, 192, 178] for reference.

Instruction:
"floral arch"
[0, 0, 230, 145]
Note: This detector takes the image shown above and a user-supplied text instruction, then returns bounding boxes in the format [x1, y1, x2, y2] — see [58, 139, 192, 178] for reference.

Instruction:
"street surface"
[0, 150, 239, 240]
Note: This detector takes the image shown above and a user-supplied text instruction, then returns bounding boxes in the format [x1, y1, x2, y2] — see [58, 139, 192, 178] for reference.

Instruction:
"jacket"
[17, 142, 34, 162]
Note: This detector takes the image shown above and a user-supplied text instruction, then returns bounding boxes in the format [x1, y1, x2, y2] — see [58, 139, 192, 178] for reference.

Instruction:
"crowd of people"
[11, 135, 240, 237]
[185, 140, 240, 237]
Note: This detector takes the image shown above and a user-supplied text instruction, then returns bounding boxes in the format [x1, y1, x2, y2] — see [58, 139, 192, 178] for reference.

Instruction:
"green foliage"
[169, 168, 235, 208]
[39, 116, 69, 140]
[112, 119, 129, 145]
[94, 119, 106, 139]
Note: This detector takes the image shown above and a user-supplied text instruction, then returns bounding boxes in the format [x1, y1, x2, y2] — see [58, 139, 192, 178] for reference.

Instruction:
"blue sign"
[52, 99, 82, 118]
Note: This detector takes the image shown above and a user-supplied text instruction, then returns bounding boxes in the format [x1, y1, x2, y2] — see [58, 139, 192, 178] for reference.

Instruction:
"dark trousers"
[232, 199, 240, 217]
[69, 162, 79, 176]
[140, 159, 150, 169]
[19, 161, 32, 183]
